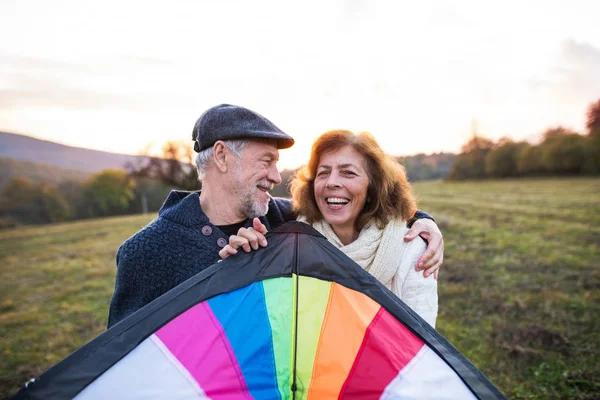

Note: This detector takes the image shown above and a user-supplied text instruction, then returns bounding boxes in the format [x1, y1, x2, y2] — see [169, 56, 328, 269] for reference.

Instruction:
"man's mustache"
[257, 180, 274, 191]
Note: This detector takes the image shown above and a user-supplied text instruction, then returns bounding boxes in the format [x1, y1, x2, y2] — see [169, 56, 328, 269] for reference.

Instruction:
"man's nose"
[268, 164, 282, 185]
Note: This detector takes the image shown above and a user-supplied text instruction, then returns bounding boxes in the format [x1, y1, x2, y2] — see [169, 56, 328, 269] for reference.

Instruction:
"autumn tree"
[586, 98, 600, 137]
[516, 144, 545, 175]
[582, 99, 600, 174]
[539, 127, 586, 174]
[128, 178, 173, 214]
[127, 140, 199, 191]
[447, 135, 494, 180]
[485, 138, 528, 178]
[0, 178, 71, 224]
[86, 170, 135, 216]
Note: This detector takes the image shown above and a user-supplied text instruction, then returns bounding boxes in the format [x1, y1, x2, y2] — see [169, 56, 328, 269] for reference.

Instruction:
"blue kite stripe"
[208, 281, 281, 400]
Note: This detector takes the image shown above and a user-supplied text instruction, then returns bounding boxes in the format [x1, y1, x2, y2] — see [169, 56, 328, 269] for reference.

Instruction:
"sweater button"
[217, 238, 227, 248]
[201, 225, 212, 236]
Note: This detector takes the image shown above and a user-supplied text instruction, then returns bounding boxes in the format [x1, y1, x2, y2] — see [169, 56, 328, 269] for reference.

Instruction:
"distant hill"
[0, 132, 456, 193]
[0, 132, 149, 172]
[0, 158, 92, 190]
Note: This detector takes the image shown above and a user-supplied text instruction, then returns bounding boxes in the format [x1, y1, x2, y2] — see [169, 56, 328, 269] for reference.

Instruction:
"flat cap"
[192, 104, 295, 152]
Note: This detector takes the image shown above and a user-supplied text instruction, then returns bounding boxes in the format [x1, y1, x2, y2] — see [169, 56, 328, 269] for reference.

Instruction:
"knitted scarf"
[298, 216, 407, 286]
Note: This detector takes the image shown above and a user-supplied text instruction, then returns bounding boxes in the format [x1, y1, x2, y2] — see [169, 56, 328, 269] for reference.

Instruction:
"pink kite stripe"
[155, 302, 252, 400]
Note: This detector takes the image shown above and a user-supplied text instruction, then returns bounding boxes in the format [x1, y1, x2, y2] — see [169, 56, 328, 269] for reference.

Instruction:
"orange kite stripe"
[307, 283, 381, 399]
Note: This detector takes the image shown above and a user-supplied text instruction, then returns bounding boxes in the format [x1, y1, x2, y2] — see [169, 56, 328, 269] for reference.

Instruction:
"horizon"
[1, 0, 599, 170]
[1, 130, 461, 171]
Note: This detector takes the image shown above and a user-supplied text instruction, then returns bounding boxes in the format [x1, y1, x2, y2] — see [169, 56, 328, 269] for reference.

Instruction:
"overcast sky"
[1, 0, 599, 169]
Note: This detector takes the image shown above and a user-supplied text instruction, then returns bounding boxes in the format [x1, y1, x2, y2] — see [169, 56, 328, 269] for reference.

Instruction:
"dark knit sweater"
[107, 190, 434, 328]
[107, 190, 295, 327]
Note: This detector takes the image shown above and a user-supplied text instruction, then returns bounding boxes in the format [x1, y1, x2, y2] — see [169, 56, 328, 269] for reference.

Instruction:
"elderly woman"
[220, 130, 438, 327]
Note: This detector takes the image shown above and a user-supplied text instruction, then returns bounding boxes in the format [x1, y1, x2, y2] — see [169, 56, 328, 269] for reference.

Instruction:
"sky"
[1, 0, 599, 170]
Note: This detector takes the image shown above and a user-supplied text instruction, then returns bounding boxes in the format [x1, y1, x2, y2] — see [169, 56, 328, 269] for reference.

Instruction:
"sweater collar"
[305, 217, 407, 285]
[158, 190, 209, 227]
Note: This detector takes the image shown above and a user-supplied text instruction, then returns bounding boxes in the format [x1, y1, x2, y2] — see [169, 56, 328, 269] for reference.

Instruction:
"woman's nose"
[325, 174, 341, 189]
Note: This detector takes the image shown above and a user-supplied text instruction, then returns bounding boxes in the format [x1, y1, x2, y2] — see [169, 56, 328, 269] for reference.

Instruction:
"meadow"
[1, 178, 599, 399]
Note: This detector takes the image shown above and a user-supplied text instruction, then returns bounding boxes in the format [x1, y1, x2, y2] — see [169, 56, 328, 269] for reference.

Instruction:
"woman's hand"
[218, 218, 269, 259]
[403, 219, 444, 279]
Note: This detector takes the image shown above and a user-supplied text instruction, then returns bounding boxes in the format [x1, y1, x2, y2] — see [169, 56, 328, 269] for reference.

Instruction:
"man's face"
[231, 140, 282, 219]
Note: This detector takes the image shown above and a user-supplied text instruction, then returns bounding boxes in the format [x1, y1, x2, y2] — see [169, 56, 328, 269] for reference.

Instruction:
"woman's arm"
[392, 236, 439, 328]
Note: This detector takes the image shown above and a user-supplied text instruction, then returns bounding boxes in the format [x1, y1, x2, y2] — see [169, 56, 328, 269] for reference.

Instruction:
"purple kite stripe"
[155, 302, 252, 400]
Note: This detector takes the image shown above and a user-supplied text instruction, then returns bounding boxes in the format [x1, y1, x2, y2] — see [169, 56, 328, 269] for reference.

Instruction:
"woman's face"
[314, 145, 370, 234]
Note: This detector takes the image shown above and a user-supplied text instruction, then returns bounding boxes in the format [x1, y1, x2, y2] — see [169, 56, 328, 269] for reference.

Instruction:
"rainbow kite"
[12, 222, 505, 399]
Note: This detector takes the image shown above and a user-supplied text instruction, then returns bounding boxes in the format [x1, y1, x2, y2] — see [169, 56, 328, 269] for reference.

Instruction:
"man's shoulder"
[269, 196, 292, 209]
[118, 216, 178, 252]
[267, 197, 296, 224]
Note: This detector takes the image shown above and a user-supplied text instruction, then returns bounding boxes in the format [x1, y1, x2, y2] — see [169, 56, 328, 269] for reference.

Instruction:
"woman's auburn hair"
[290, 129, 417, 231]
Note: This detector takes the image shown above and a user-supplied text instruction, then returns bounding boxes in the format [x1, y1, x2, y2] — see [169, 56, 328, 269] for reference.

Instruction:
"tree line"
[2, 99, 599, 226]
[0, 140, 202, 227]
[0, 171, 176, 228]
[447, 99, 600, 180]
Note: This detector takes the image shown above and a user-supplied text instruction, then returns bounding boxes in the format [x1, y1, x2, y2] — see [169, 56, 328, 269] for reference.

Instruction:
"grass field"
[1, 178, 599, 399]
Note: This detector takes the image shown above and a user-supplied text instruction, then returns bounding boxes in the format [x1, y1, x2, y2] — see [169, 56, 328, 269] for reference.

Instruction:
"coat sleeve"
[407, 209, 435, 227]
[391, 236, 439, 328]
[107, 244, 149, 328]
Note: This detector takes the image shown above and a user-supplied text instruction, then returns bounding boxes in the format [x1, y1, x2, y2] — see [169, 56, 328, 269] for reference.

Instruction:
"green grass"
[1, 178, 599, 399]
[0, 214, 154, 398]
[412, 177, 600, 399]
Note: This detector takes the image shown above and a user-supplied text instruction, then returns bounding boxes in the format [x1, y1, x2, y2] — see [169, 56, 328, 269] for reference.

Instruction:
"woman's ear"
[212, 141, 229, 173]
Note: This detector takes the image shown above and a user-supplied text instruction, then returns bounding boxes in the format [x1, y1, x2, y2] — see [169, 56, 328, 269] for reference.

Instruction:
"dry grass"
[1, 177, 599, 399]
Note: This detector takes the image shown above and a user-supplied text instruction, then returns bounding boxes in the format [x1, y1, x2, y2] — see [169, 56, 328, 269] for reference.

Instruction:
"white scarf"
[298, 216, 407, 286]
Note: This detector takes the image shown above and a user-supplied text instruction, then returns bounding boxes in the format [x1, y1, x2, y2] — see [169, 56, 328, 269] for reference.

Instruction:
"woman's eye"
[343, 170, 356, 176]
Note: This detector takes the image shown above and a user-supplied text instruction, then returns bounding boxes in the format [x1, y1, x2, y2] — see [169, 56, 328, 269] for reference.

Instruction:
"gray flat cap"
[192, 104, 295, 152]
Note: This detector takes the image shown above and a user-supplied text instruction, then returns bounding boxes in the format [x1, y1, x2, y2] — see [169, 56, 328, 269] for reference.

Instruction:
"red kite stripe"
[339, 307, 425, 398]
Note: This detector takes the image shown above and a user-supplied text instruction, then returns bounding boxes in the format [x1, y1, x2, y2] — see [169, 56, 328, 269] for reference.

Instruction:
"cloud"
[556, 39, 600, 98]
[0, 53, 185, 113]
[529, 39, 600, 100]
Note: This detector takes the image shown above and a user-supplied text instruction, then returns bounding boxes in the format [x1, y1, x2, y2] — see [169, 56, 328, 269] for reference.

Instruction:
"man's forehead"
[246, 139, 280, 157]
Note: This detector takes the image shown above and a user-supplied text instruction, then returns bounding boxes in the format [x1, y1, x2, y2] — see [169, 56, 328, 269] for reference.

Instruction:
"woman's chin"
[323, 215, 354, 229]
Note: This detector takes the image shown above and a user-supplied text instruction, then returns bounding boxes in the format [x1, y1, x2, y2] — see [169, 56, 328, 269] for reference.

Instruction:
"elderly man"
[107, 104, 443, 328]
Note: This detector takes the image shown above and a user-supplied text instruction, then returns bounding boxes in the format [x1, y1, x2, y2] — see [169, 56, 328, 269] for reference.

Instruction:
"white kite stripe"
[74, 336, 208, 400]
[149, 334, 209, 398]
[380, 346, 478, 400]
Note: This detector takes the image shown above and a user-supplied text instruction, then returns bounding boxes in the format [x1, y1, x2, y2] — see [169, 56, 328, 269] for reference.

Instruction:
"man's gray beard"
[232, 161, 270, 219]
[241, 187, 269, 219]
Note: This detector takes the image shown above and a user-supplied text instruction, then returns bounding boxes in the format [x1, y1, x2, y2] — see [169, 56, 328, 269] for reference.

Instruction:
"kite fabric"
[12, 221, 506, 400]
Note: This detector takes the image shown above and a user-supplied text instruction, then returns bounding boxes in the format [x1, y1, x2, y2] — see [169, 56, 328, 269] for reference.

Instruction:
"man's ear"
[212, 141, 229, 173]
